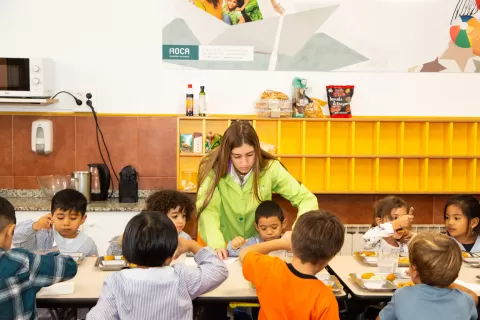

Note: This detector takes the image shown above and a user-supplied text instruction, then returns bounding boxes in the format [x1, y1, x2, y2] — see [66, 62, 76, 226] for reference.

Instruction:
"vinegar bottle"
[186, 84, 194, 116]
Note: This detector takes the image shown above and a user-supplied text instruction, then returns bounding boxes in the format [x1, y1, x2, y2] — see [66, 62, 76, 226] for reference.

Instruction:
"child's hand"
[393, 211, 414, 230]
[280, 231, 292, 250]
[231, 236, 246, 250]
[174, 236, 190, 258]
[397, 230, 414, 243]
[32, 213, 53, 231]
[215, 248, 228, 260]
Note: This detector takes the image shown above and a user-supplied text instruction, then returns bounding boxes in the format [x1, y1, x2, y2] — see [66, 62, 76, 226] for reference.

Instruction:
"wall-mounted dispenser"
[31, 119, 53, 155]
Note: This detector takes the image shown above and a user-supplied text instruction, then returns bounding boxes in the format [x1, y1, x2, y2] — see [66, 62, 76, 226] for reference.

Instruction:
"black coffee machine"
[88, 163, 111, 201]
[119, 165, 138, 203]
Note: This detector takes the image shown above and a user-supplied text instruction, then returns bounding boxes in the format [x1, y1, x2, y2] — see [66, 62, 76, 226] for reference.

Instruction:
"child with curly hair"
[107, 190, 194, 255]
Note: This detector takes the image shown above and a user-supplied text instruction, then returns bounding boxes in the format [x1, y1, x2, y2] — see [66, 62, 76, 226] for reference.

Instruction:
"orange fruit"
[386, 274, 396, 281]
[361, 273, 374, 279]
[462, 252, 470, 258]
[104, 255, 115, 261]
[398, 282, 415, 288]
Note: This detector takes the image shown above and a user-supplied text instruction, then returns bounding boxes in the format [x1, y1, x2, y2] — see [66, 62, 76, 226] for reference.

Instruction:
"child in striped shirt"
[107, 190, 193, 256]
[87, 211, 228, 320]
[227, 200, 287, 257]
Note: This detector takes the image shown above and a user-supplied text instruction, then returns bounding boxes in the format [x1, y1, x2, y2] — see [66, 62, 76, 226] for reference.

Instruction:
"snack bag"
[304, 97, 326, 118]
[326, 85, 354, 118]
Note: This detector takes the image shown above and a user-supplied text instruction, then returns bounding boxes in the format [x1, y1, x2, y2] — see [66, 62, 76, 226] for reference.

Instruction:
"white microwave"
[0, 58, 55, 98]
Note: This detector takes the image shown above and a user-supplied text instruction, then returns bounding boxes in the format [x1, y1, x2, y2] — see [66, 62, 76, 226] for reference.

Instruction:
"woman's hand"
[231, 236, 246, 250]
[215, 248, 228, 260]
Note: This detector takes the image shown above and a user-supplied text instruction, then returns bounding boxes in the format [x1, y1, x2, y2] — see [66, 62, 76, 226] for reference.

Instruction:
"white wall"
[0, 0, 479, 116]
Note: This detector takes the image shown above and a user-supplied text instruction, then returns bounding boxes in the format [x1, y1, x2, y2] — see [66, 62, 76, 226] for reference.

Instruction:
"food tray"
[353, 251, 410, 267]
[349, 273, 397, 292]
[462, 251, 480, 265]
[94, 255, 133, 271]
[65, 252, 85, 265]
[316, 274, 343, 293]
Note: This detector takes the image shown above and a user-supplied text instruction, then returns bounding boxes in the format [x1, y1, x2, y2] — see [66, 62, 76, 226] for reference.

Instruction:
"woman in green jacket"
[196, 120, 318, 259]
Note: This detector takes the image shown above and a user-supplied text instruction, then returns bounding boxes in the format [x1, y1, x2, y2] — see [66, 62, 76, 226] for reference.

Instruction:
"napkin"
[37, 282, 74, 297]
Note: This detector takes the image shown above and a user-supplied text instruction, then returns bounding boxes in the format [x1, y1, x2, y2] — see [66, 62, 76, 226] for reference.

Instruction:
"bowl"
[37, 175, 72, 199]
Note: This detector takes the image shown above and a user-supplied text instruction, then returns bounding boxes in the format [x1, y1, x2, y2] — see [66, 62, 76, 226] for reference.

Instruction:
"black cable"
[85, 96, 120, 198]
[50, 91, 82, 106]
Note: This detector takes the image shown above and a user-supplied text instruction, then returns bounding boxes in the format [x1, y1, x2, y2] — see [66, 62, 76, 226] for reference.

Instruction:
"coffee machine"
[88, 163, 111, 201]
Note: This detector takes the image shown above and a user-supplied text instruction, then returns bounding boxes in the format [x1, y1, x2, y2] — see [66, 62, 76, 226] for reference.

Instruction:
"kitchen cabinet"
[177, 116, 480, 194]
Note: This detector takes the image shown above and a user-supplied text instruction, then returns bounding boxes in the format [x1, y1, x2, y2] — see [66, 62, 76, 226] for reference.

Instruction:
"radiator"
[339, 224, 446, 256]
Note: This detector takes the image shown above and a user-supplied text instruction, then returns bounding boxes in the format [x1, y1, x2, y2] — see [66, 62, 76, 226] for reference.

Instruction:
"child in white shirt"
[87, 211, 228, 320]
[13, 189, 98, 257]
[363, 196, 415, 253]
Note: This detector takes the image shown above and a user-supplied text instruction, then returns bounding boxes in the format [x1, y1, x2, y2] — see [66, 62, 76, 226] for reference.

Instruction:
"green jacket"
[197, 160, 318, 249]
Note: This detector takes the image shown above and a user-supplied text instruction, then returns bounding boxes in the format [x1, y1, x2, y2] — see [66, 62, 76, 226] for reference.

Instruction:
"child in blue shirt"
[227, 200, 287, 257]
[378, 231, 478, 320]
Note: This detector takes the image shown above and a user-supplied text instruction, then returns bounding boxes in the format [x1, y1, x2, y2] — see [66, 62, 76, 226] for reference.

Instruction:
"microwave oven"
[0, 58, 55, 98]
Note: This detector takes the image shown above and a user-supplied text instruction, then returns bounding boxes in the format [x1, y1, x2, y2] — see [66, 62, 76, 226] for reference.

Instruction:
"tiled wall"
[0, 114, 451, 233]
[0, 114, 177, 191]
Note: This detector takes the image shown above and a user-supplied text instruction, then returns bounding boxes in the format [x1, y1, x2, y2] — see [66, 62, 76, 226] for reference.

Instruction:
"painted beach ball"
[450, 15, 480, 56]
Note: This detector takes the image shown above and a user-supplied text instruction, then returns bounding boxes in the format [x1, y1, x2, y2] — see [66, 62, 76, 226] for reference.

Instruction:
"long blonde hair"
[197, 120, 278, 217]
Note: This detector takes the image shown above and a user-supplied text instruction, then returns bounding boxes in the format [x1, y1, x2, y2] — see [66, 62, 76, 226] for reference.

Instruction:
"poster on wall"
[162, 0, 480, 72]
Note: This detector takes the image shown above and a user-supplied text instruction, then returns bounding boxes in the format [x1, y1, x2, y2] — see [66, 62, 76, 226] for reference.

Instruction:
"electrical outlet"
[73, 89, 97, 112]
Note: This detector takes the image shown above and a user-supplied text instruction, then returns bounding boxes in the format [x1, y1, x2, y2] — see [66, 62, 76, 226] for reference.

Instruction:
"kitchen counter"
[0, 189, 148, 212]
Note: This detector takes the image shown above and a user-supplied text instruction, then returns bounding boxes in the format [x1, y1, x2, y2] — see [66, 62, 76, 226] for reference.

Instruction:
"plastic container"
[254, 99, 292, 118]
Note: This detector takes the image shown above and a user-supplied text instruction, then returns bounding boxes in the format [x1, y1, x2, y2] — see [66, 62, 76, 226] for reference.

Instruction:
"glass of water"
[378, 245, 400, 273]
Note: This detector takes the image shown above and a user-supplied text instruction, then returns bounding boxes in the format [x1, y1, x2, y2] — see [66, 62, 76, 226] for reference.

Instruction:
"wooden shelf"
[177, 116, 480, 194]
[0, 98, 58, 106]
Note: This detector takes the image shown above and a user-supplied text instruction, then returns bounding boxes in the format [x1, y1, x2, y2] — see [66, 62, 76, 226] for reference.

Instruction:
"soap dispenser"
[31, 120, 53, 155]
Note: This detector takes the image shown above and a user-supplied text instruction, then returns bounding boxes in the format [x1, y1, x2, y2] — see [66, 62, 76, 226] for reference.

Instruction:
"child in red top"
[240, 210, 345, 320]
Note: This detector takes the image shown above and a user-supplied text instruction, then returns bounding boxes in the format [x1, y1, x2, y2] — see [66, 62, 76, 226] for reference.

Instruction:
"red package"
[326, 85, 354, 118]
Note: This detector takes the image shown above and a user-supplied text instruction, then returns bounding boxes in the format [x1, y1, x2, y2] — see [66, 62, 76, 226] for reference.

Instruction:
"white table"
[37, 256, 346, 308]
[327, 256, 480, 300]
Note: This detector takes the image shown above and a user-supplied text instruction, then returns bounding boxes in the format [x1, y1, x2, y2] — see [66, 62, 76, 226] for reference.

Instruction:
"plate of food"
[354, 252, 410, 267]
[349, 273, 397, 292]
[316, 274, 343, 293]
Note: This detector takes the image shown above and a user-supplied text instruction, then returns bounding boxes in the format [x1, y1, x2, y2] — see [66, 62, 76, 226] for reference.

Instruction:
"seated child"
[86, 211, 228, 320]
[377, 231, 478, 320]
[223, 0, 245, 25]
[227, 200, 287, 257]
[107, 189, 194, 256]
[239, 210, 345, 320]
[13, 189, 98, 257]
[0, 196, 78, 319]
[363, 196, 415, 253]
[444, 194, 480, 253]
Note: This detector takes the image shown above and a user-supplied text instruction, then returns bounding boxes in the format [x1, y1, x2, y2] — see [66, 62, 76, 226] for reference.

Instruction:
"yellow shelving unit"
[177, 116, 480, 194]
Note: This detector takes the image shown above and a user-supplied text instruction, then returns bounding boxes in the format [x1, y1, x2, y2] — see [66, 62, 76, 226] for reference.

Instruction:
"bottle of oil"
[199, 86, 207, 116]
[186, 84, 194, 116]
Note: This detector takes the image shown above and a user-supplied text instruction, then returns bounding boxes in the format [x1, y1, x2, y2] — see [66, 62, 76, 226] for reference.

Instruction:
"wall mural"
[162, 0, 480, 72]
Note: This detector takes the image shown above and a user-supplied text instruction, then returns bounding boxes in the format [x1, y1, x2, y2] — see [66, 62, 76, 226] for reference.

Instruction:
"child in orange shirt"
[239, 210, 345, 320]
